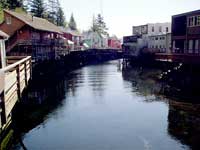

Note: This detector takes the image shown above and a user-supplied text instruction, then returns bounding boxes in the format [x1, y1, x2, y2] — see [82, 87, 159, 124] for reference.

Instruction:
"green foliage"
[0, 9, 4, 23]
[0, 0, 66, 26]
[68, 13, 77, 30]
[7, 0, 24, 10]
[0, 0, 9, 9]
[47, 0, 59, 24]
[29, 0, 45, 18]
[56, 7, 66, 26]
[0, 129, 14, 150]
[90, 14, 108, 36]
[0, 0, 8, 22]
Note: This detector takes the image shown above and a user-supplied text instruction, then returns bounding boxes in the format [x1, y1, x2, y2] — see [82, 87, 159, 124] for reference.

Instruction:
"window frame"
[6, 16, 12, 25]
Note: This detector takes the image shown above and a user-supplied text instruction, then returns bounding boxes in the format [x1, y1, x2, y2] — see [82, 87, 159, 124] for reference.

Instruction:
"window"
[172, 41, 175, 52]
[6, 17, 11, 25]
[188, 16, 196, 27]
[163, 45, 166, 49]
[197, 16, 200, 26]
[156, 45, 158, 49]
[159, 26, 162, 32]
[166, 27, 169, 32]
[155, 37, 158, 40]
[184, 40, 186, 51]
[152, 27, 154, 32]
[195, 40, 199, 53]
[189, 40, 193, 53]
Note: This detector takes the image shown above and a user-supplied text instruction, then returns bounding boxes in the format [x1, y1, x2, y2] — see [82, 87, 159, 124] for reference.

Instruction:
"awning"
[61, 36, 66, 40]
[83, 43, 89, 48]
[68, 40, 74, 45]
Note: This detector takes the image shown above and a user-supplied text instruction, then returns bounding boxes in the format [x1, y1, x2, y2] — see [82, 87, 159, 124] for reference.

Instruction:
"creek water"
[12, 60, 199, 150]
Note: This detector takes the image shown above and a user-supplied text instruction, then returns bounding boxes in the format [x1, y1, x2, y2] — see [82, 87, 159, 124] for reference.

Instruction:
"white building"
[129, 22, 172, 54]
[148, 33, 171, 53]
[133, 23, 171, 36]
[82, 31, 108, 49]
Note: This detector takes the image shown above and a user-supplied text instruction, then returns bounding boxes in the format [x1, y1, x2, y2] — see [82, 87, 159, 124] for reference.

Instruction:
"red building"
[60, 27, 83, 51]
[0, 10, 68, 61]
[108, 36, 121, 49]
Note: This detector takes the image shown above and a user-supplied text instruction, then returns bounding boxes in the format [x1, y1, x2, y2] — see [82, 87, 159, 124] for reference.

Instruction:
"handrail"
[0, 55, 32, 128]
[1, 56, 31, 72]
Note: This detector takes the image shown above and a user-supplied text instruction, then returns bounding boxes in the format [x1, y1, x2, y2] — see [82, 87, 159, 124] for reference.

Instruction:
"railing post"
[29, 58, 32, 80]
[16, 64, 21, 99]
[0, 71, 6, 125]
[24, 61, 27, 87]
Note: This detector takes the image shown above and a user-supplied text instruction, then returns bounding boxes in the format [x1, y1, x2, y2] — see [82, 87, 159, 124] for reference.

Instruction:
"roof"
[4, 10, 62, 34]
[59, 26, 82, 36]
[173, 9, 200, 18]
[0, 30, 9, 39]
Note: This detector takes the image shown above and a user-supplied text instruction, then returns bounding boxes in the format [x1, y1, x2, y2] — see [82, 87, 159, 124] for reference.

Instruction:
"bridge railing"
[0, 56, 31, 128]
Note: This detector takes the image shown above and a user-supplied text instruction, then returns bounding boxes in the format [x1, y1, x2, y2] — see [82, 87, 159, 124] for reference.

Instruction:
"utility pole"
[100, 0, 103, 16]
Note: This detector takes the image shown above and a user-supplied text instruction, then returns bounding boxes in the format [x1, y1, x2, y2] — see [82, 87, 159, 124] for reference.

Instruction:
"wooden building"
[0, 10, 68, 61]
[0, 31, 32, 134]
[172, 10, 200, 54]
[108, 36, 121, 49]
[60, 27, 82, 51]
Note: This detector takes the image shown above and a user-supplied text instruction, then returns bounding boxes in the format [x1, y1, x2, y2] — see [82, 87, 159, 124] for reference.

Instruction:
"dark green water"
[12, 60, 200, 150]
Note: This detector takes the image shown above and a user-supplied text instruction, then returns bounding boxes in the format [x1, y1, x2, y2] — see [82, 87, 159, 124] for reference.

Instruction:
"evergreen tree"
[56, 7, 65, 26]
[0, 0, 8, 9]
[96, 14, 108, 36]
[68, 13, 77, 30]
[47, 0, 59, 24]
[90, 15, 99, 32]
[29, 0, 45, 17]
[7, 0, 24, 10]
[90, 14, 108, 36]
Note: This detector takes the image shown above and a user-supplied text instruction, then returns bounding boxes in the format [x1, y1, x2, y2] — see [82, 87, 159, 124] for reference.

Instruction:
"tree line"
[0, 0, 77, 28]
[91, 14, 108, 36]
[0, 0, 108, 35]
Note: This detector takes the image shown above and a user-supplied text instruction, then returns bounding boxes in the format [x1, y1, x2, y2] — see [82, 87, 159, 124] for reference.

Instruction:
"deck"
[155, 53, 200, 64]
[0, 56, 31, 131]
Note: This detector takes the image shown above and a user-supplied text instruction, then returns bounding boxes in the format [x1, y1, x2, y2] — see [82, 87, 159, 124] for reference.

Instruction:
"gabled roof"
[59, 26, 82, 36]
[4, 10, 62, 34]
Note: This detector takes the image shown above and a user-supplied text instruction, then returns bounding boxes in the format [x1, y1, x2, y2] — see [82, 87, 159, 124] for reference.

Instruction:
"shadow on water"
[168, 101, 200, 150]
[10, 70, 84, 149]
[122, 64, 200, 150]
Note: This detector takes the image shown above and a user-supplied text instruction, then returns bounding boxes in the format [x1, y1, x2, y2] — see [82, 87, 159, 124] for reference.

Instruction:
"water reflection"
[122, 65, 165, 102]
[168, 101, 200, 150]
[10, 60, 200, 150]
[122, 64, 200, 149]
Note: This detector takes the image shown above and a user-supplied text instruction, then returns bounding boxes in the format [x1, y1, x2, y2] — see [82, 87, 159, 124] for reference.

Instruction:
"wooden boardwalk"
[0, 56, 31, 131]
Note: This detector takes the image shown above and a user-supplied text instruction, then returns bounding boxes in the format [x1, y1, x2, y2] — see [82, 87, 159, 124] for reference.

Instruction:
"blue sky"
[60, 0, 200, 38]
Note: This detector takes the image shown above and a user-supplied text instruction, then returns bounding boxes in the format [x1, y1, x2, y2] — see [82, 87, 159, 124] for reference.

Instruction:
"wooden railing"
[0, 56, 31, 128]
